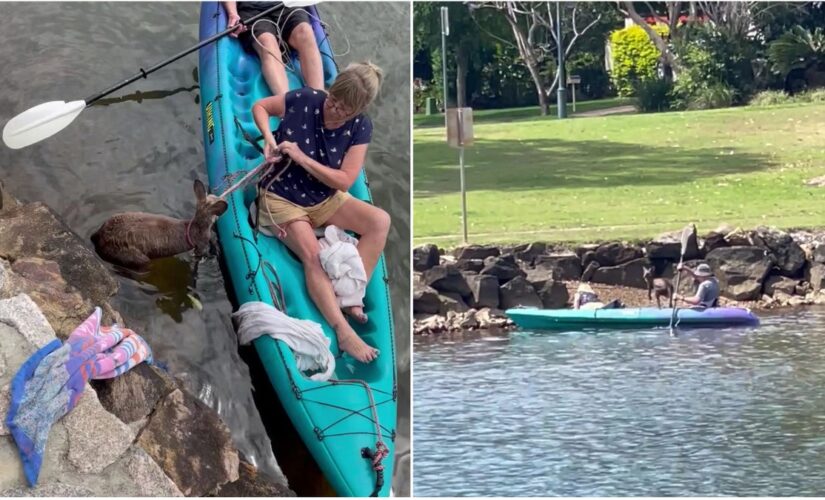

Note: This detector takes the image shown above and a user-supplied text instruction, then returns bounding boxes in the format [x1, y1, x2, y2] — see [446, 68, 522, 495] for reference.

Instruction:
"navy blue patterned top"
[264, 87, 373, 207]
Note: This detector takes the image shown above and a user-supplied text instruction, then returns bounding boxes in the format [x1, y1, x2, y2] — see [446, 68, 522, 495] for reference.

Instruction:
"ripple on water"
[415, 308, 825, 496]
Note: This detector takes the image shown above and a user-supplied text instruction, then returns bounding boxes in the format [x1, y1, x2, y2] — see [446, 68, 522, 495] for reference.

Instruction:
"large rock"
[751, 226, 806, 277]
[0, 203, 118, 314]
[581, 261, 600, 282]
[535, 253, 582, 281]
[581, 251, 597, 270]
[807, 263, 825, 292]
[466, 274, 499, 309]
[1, 484, 96, 497]
[646, 226, 700, 260]
[574, 244, 600, 258]
[137, 389, 240, 496]
[413, 244, 440, 272]
[594, 243, 643, 267]
[455, 259, 484, 273]
[705, 246, 772, 300]
[92, 363, 177, 425]
[439, 293, 469, 314]
[119, 446, 184, 497]
[480, 255, 525, 284]
[524, 268, 555, 291]
[214, 461, 294, 497]
[499, 277, 542, 309]
[423, 265, 471, 297]
[7, 257, 94, 339]
[64, 388, 135, 474]
[413, 283, 441, 315]
[0, 180, 18, 212]
[701, 231, 729, 254]
[764, 275, 798, 296]
[514, 242, 546, 264]
[814, 244, 825, 264]
[454, 245, 500, 261]
[0, 294, 56, 349]
[592, 258, 648, 289]
[537, 281, 569, 308]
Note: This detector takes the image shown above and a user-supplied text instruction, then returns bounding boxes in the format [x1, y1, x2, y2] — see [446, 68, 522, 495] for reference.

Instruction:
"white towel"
[233, 301, 335, 381]
[318, 225, 368, 308]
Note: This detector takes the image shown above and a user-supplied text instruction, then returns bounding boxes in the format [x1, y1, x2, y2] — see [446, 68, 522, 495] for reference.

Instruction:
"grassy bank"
[413, 97, 630, 128]
[413, 102, 825, 247]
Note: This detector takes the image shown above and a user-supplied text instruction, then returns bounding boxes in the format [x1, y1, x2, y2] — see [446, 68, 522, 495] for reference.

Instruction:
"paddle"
[2, 3, 290, 149]
[669, 224, 695, 333]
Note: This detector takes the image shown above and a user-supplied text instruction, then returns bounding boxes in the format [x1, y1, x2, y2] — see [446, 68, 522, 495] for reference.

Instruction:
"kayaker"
[674, 263, 720, 308]
[224, 1, 324, 96]
[573, 283, 624, 310]
[250, 62, 388, 363]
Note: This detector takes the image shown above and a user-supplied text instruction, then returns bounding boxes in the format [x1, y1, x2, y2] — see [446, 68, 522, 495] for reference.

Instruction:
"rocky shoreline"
[414, 225, 825, 335]
[0, 183, 292, 496]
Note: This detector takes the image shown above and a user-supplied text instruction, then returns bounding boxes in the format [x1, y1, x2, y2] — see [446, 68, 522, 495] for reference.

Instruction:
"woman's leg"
[325, 198, 391, 321]
[253, 32, 290, 96]
[288, 23, 324, 91]
[280, 219, 378, 363]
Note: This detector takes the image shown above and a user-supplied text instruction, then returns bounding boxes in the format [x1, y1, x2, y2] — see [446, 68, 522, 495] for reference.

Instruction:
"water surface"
[414, 308, 825, 496]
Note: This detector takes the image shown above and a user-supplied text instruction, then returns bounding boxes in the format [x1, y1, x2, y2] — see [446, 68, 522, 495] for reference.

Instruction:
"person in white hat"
[573, 283, 624, 310]
[674, 263, 720, 308]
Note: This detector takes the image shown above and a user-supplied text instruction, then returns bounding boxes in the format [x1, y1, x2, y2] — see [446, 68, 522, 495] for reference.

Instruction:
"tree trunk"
[622, 1, 682, 79]
[503, 13, 548, 115]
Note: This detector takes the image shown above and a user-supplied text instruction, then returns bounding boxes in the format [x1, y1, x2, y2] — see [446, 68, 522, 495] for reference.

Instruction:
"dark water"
[414, 308, 825, 496]
[0, 2, 409, 494]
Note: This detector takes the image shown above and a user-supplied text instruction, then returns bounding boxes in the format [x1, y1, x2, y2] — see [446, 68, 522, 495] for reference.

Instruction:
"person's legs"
[287, 22, 324, 90]
[252, 31, 290, 96]
[324, 198, 391, 321]
[280, 218, 378, 363]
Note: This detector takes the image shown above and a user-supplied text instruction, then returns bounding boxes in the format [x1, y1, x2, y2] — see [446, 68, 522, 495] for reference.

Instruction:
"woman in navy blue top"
[252, 62, 388, 363]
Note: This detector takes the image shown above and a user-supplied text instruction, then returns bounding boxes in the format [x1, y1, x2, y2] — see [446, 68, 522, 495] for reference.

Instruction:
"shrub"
[749, 90, 794, 106]
[634, 79, 673, 112]
[609, 24, 669, 97]
[686, 82, 736, 110]
[568, 52, 613, 100]
[798, 88, 825, 103]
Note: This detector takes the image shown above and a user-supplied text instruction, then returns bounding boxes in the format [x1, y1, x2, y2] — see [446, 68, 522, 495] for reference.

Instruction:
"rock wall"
[414, 225, 825, 334]
[0, 191, 292, 496]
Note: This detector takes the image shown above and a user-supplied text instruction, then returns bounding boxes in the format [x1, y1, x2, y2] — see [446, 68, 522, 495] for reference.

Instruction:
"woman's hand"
[227, 14, 247, 37]
[277, 141, 307, 164]
[264, 138, 281, 163]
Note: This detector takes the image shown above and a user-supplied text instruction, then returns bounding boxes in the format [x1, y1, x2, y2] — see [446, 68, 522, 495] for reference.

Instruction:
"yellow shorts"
[258, 190, 350, 229]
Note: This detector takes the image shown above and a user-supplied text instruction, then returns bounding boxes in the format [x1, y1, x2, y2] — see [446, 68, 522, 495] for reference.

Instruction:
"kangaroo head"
[190, 180, 228, 255]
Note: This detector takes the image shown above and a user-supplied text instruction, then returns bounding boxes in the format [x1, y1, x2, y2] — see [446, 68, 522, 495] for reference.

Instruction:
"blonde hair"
[328, 61, 383, 120]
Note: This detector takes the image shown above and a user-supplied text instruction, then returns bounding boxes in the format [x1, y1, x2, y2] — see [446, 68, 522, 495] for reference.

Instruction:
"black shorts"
[236, 2, 312, 55]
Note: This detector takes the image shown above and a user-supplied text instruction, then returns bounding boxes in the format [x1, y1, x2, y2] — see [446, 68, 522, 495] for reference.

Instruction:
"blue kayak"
[197, 3, 396, 496]
[506, 307, 759, 331]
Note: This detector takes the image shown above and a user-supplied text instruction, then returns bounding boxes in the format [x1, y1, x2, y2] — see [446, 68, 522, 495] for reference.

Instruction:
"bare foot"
[335, 323, 378, 363]
[343, 306, 368, 324]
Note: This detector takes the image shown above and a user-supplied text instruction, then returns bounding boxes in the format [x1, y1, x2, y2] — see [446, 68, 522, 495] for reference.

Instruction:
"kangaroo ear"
[194, 179, 207, 201]
[210, 199, 228, 217]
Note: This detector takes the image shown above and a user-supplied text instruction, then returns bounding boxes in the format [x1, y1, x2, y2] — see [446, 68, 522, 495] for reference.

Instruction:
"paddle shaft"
[83, 4, 282, 105]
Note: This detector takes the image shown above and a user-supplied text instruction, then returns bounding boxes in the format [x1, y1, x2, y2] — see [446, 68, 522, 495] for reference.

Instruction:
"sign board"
[446, 107, 473, 148]
[567, 75, 581, 85]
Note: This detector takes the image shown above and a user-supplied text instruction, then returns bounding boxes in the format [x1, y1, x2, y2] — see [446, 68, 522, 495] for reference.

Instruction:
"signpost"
[446, 108, 474, 243]
[567, 74, 581, 112]
[440, 6, 449, 121]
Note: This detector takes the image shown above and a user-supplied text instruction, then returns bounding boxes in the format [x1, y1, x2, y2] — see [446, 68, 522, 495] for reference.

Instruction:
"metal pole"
[460, 146, 468, 243]
[556, 1, 567, 119]
[441, 6, 449, 119]
[572, 83, 577, 112]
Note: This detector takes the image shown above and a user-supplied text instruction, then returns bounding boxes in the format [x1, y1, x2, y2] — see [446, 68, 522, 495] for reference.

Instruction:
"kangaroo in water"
[91, 180, 227, 269]
[643, 265, 674, 308]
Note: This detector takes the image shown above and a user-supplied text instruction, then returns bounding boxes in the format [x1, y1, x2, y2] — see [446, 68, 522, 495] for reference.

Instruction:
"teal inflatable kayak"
[198, 3, 396, 496]
[506, 307, 759, 331]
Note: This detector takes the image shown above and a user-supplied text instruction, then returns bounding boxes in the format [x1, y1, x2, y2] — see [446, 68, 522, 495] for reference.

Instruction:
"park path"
[573, 104, 636, 117]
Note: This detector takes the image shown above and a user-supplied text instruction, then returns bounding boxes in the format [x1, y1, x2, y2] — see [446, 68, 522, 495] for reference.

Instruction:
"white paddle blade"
[3, 100, 86, 149]
[282, 0, 322, 7]
[679, 224, 694, 256]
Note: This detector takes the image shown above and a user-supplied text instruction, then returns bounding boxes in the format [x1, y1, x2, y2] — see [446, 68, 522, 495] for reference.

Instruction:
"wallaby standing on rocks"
[643, 266, 674, 308]
[91, 180, 228, 269]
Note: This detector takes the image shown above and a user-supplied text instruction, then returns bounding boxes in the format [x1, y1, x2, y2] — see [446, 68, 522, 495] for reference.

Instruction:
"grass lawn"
[413, 97, 631, 128]
[413, 102, 825, 247]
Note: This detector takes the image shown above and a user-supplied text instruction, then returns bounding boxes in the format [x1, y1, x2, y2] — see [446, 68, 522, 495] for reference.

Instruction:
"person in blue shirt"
[251, 62, 387, 363]
[674, 263, 720, 308]
[224, 1, 324, 96]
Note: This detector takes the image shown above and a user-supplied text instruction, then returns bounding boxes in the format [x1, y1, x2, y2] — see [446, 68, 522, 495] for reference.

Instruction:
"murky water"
[0, 2, 409, 494]
[414, 308, 825, 496]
